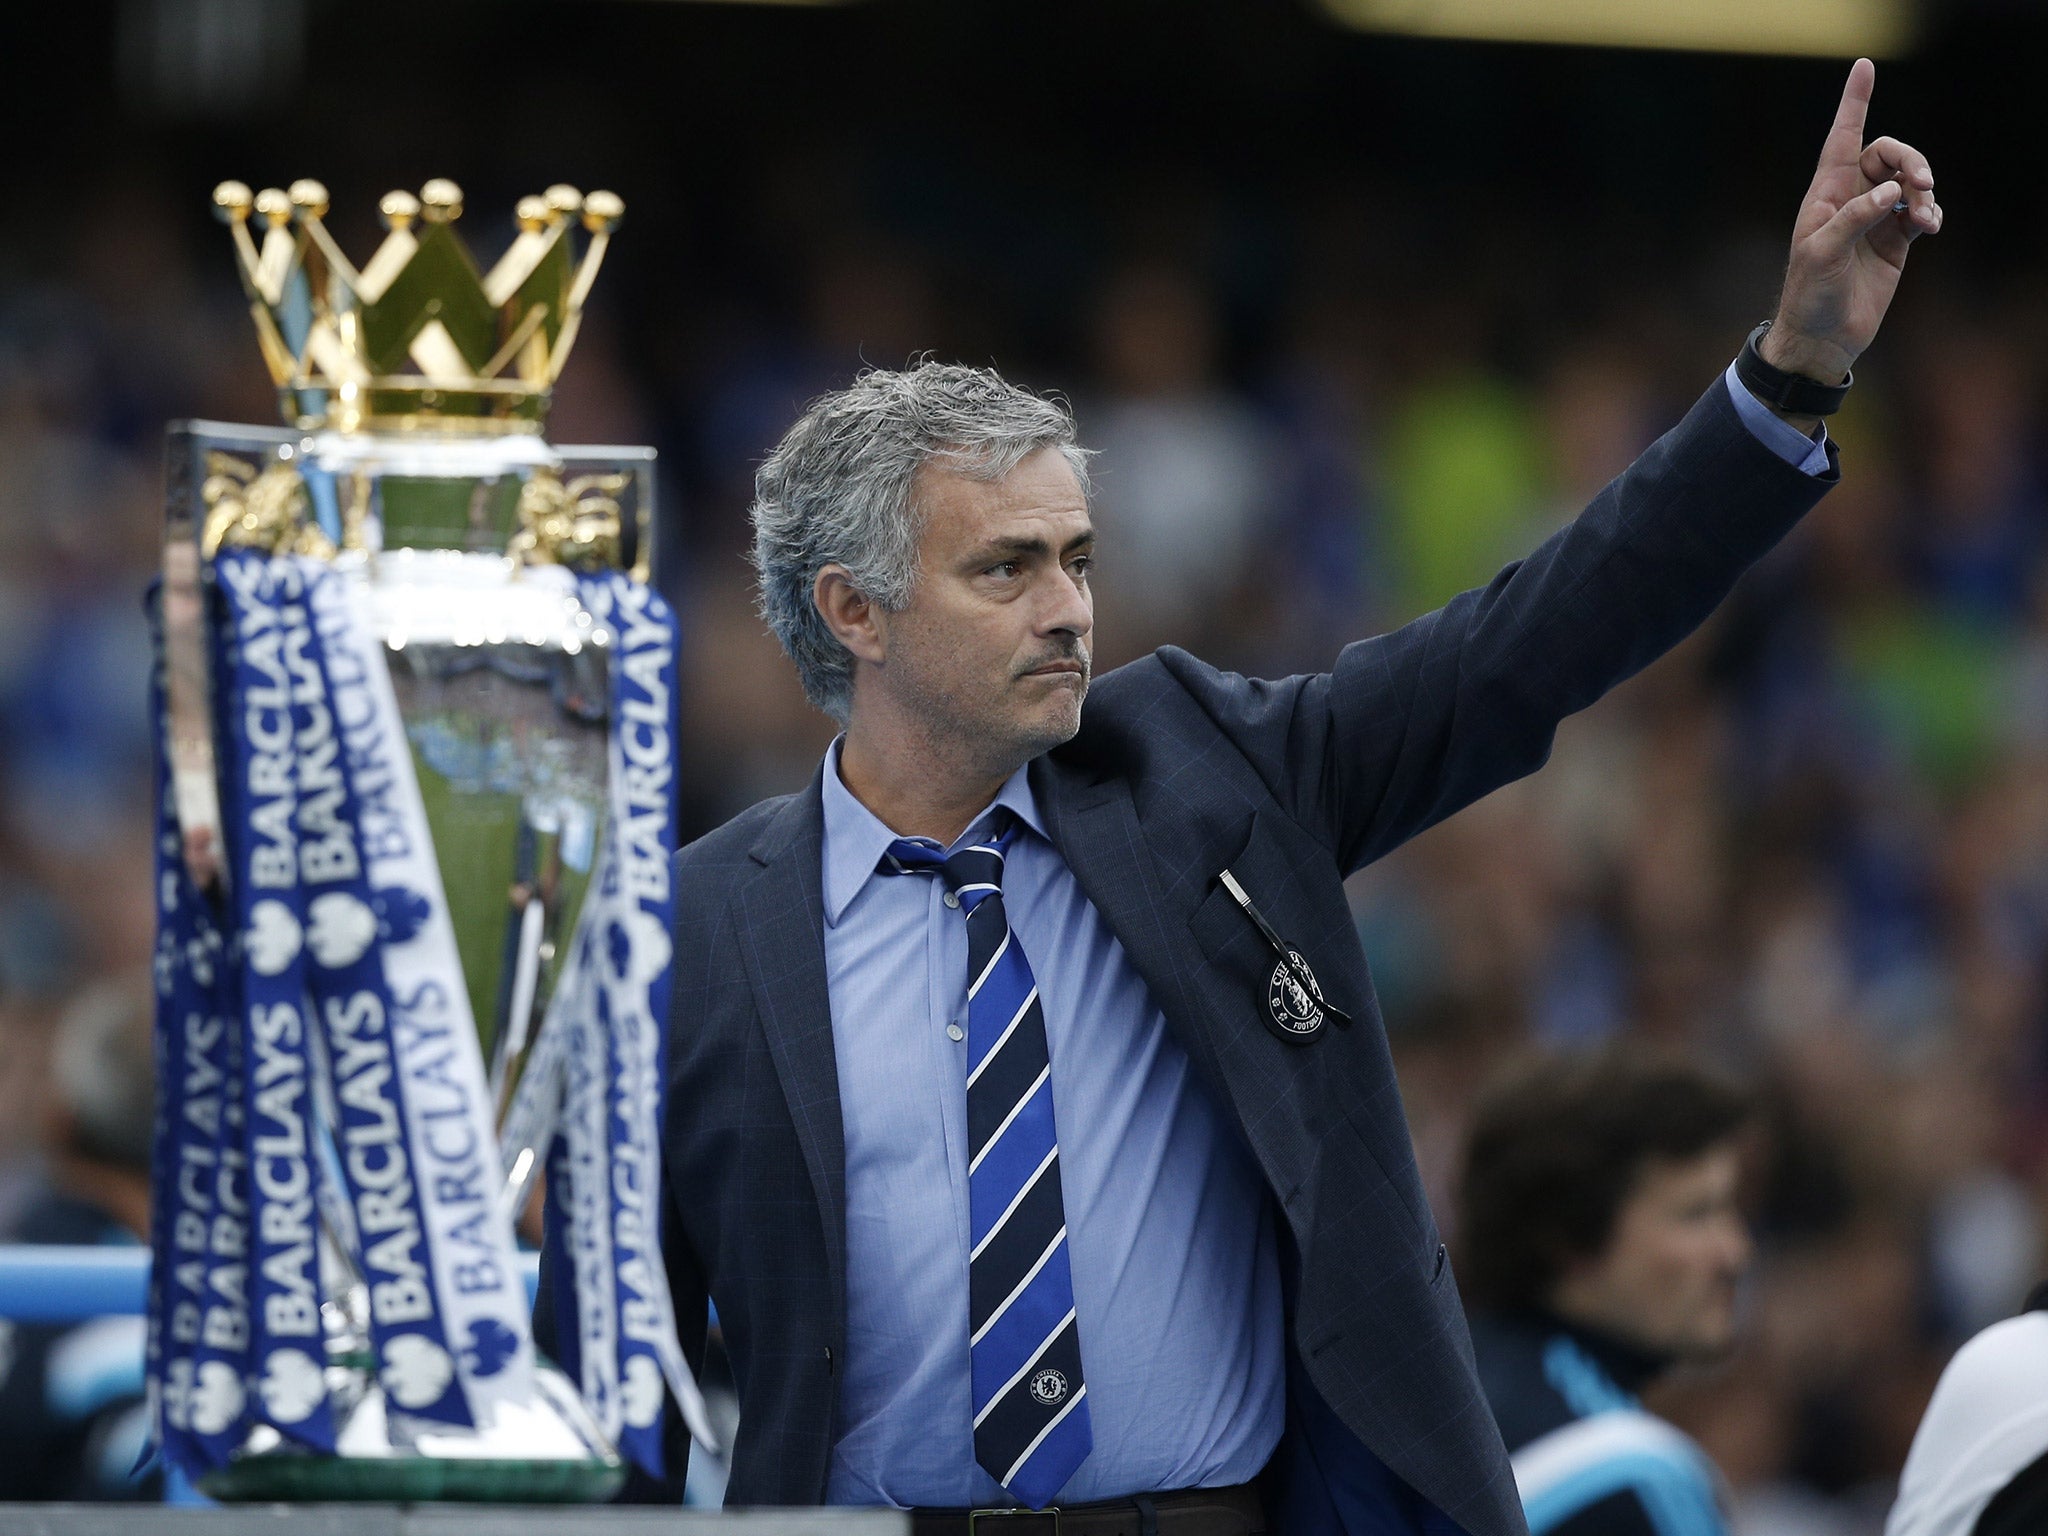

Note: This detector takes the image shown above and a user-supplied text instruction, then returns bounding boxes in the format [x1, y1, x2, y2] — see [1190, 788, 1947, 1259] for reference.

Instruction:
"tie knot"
[882, 814, 1014, 904]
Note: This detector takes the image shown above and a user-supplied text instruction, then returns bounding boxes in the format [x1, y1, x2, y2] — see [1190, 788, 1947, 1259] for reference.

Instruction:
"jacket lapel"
[732, 766, 847, 1309]
[1030, 755, 1233, 1098]
[1032, 753, 1318, 1221]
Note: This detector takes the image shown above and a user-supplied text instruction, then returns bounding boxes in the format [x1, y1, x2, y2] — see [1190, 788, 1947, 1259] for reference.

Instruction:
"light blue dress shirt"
[815, 372, 1823, 1510]
[819, 740, 1285, 1508]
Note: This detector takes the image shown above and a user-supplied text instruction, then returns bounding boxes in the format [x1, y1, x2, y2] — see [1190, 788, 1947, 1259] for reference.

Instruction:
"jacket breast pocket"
[1187, 810, 1359, 1049]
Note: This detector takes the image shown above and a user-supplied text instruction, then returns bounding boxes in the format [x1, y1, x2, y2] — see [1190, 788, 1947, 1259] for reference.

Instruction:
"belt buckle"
[968, 1509, 1059, 1535]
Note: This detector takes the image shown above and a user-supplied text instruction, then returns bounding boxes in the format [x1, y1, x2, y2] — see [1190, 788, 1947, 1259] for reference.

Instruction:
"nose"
[1040, 564, 1093, 640]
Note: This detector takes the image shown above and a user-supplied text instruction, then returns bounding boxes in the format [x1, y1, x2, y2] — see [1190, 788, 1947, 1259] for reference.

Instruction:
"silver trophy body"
[160, 419, 652, 1501]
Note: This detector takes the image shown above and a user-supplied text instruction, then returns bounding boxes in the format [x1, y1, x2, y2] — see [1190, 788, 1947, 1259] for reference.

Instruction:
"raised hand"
[1764, 57, 1941, 386]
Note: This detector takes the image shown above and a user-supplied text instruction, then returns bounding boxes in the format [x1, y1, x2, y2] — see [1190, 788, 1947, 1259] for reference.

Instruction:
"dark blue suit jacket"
[543, 380, 1834, 1535]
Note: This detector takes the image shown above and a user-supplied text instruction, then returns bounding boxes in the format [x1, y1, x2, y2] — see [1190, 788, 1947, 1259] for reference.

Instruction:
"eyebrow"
[966, 529, 1096, 565]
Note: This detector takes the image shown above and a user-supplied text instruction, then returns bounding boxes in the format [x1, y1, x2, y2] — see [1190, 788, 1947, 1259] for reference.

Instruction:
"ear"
[814, 564, 887, 666]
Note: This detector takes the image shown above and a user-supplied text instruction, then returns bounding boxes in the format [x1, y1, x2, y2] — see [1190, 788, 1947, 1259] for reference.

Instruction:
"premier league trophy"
[146, 177, 713, 1501]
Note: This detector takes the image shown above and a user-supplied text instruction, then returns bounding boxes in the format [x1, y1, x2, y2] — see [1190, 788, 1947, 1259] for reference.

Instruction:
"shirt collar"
[818, 737, 1047, 927]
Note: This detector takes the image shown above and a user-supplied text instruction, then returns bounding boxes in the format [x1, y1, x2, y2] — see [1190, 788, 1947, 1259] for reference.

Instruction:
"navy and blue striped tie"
[884, 816, 1092, 1508]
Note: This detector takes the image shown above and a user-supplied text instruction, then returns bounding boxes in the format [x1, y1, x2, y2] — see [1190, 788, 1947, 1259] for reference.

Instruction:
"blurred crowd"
[2, 150, 2045, 1529]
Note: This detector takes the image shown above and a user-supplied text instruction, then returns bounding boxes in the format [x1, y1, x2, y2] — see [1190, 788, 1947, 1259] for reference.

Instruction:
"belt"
[910, 1482, 1265, 1536]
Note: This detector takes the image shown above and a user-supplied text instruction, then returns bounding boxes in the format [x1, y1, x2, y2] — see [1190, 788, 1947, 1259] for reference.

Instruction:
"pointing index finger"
[1821, 57, 1878, 172]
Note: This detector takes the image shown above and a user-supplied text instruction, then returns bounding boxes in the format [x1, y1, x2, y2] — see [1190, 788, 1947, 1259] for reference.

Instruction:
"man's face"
[867, 446, 1095, 772]
[1553, 1144, 1751, 1361]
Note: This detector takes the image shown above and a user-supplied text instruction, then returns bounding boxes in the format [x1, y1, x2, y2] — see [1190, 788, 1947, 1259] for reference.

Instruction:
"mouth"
[1022, 662, 1087, 681]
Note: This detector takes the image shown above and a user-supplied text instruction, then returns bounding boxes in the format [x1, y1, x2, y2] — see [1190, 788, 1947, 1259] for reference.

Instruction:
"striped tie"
[884, 816, 1092, 1508]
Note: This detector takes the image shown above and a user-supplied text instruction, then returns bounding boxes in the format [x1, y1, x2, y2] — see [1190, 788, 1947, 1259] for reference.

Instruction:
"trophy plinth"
[202, 1360, 626, 1504]
[149, 181, 707, 1503]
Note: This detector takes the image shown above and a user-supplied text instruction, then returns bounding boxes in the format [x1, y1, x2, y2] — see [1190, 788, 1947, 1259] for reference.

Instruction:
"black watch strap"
[1736, 320, 1852, 417]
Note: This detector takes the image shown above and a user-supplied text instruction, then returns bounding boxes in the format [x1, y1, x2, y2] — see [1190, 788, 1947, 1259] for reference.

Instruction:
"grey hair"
[750, 361, 1091, 723]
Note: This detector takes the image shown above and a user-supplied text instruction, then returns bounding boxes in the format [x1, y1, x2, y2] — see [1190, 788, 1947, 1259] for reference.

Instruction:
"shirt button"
[947, 1023, 965, 1042]
[942, 890, 960, 909]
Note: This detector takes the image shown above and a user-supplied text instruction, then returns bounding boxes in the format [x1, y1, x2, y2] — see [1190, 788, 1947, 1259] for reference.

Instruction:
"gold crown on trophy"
[213, 177, 623, 434]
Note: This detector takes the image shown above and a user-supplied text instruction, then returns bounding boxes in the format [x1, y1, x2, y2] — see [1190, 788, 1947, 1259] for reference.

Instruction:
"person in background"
[1459, 1047, 1754, 1536]
[1885, 1280, 2048, 1536]
[0, 974, 157, 1501]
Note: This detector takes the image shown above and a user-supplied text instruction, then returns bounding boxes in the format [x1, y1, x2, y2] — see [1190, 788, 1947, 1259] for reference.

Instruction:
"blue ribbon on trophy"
[212, 551, 339, 1450]
[305, 561, 539, 1428]
[144, 662, 182, 1470]
[589, 572, 699, 1476]
[545, 923, 620, 1436]
[147, 547, 548, 1473]
[148, 645, 230, 1477]
[510, 572, 715, 1475]
[190, 1011, 255, 1463]
[173, 587, 263, 1468]
[148, 544, 713, 1480]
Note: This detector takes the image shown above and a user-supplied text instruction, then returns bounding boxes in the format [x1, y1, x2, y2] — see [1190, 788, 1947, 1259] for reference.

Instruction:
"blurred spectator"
[1246, 282, 1386, 673]
[1459, 1046, 1754, 1536]
[1082, 260, 1275, 656]
[1376, 330, 1546, 618]
[0, 975, 156, 1501]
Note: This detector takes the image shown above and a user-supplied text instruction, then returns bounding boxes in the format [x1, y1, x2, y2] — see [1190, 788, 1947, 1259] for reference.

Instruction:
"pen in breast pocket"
[1217, 869, 1353, 1029]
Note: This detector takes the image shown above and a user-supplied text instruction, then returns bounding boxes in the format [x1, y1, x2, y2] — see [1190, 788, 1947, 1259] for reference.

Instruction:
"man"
[549, 60, 1940, 1536]
[1458, 1049, 1754, 1536]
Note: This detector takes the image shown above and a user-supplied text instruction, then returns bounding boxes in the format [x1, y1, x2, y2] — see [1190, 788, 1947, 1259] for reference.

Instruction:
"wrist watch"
[1736, 320, 1852, 416]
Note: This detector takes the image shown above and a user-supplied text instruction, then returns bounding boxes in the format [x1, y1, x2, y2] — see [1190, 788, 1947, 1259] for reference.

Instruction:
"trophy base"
[197, 1361, 629, 1505]
[199, 1455, 626, 1504]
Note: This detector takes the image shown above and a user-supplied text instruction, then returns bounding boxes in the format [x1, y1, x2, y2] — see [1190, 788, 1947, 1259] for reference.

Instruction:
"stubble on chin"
[892, 667, 1086, 782]
[1024, 669, 1088, 754]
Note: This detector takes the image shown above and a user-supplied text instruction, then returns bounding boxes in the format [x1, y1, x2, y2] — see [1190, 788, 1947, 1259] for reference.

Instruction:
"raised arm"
[1164, 379, 1834, 872]
[1162, 60, 1939, 873]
